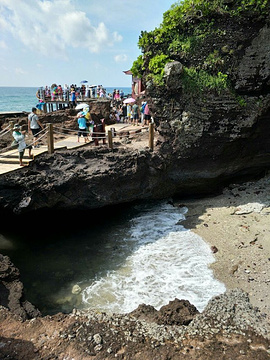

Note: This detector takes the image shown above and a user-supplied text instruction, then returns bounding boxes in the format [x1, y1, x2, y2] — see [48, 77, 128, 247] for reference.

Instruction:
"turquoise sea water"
[0, 86, 132, 113]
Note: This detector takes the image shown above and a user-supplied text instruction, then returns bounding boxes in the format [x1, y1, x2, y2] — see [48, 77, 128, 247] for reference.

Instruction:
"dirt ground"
[0, 295, 269, 360]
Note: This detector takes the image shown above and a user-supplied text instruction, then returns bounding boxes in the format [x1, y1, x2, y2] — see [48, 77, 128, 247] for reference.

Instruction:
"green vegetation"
[131, 55, 144, 79]
[148, 55, 171, 85]
[181, 68, 228, 94]
[131, 0, 268, 89]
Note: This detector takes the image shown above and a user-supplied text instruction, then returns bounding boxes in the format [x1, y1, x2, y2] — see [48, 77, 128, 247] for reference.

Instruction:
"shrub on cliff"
[131, 0, 269, 89]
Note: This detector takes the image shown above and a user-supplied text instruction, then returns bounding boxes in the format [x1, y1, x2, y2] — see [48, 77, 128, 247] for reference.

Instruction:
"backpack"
[141, 102, 147, 113]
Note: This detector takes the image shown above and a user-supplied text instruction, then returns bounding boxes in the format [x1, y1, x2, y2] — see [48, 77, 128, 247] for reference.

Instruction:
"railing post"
[47, 123, 54, 154]
[149, 122, 154, 150]
[9, 121, 14, 140]
[9, 121, 14, 130]
[108, 129, 113, 149]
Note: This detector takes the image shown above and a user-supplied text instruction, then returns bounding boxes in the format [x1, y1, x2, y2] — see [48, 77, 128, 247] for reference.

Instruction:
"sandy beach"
[180, 174, 270, 319]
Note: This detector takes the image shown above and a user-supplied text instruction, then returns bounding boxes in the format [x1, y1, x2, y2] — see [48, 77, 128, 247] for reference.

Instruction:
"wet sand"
[179, 174, 270, 318]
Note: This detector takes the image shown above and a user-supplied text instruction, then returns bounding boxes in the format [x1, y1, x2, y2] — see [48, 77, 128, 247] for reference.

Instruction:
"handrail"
[0, 128, 48, 158]
[0, 122, 155, 169]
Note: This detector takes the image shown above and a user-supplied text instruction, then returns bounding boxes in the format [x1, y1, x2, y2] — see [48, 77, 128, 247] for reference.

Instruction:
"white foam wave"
[82, 203, 225, 313]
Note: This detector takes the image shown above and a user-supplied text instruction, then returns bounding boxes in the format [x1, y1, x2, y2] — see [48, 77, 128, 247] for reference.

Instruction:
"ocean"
[0, 86, 132, 113]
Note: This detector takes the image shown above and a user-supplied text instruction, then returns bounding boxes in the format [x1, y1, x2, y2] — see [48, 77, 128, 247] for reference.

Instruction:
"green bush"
[148, 54, 171, 85]
[130, 55, 144, 78]
[181, 68, 229, 94]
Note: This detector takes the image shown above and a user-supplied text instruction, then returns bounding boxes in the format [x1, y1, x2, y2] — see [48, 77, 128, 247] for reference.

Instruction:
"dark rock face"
[147, 14, 270, 195]
[131, 299, 199, 326]
[235, 25, 270, 93]
[0, 147, 165, 213]
[157, 299, 199, 326]
[0, 254, 41, 320]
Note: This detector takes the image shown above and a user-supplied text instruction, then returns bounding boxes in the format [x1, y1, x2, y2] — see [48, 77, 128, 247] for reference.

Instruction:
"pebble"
[93, 333, 102, 345]
[94, 344, 103, 352]
[71, 285, 81, 295]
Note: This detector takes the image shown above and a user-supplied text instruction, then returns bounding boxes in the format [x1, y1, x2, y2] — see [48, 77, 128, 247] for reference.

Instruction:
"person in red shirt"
[143, 102, 151, 126]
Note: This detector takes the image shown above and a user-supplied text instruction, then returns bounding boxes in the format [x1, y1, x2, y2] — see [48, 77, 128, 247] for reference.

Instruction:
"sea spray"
[82, 202, 226, 313]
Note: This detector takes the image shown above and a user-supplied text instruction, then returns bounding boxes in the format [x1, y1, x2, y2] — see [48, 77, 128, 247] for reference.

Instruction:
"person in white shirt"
[12, 124, 33, 166]
[28, 107, 44, 148]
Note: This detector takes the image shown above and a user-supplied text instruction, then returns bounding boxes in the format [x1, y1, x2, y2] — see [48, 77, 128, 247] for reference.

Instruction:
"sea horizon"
[0, 85, 132, 88]
[0, 85, 132, 113]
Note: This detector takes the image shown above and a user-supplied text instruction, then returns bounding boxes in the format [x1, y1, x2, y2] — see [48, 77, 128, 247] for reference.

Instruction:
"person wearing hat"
[76, 109, 89, 143]
[12, 124, 33, 166]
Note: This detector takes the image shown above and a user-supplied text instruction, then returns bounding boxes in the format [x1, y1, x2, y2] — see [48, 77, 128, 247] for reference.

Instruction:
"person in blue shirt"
[77, 110, 88, 143]
[71, 88, 77, 108]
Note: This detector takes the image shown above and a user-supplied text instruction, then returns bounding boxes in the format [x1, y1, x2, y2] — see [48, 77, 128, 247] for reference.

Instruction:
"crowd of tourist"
[110, 101, 151, 127]
[36, 83, 152, 125]
[37, 84, 127, 102]
[13, 85, 152, 166]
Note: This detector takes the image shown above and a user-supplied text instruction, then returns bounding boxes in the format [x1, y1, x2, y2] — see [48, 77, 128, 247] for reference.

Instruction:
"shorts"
[78, 128, 88, 137]
[144, 114, 151, 120]
[31, 128, 42, 137]
[133, 114, 139, 120]
[19, 145, 32, 159]
[19, 150, 25, 160]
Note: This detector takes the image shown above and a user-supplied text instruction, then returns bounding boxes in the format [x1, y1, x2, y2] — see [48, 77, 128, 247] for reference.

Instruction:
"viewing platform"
[38, 97, 110, 113]
[36, 87, 108, 113]
[0, 122, 154, 175]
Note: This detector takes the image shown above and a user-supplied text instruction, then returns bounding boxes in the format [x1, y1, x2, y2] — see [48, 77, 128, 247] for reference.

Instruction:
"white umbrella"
[123, 97, 136, 104]
[75, 103, 89, 110]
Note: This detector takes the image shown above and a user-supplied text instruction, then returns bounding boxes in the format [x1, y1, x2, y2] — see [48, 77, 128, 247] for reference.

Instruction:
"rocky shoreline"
[0, 285, 269, 360]
[0, 175, 270, 359]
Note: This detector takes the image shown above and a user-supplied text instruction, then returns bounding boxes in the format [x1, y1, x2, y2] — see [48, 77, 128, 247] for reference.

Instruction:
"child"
[12, 124, 33, 166]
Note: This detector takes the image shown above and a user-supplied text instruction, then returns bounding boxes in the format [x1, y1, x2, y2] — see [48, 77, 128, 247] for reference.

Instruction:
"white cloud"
[114, 54, 128, 63]
[0, 0, 123, 58]
[0, 40, 7, 49]
[15, 67, 26, 75]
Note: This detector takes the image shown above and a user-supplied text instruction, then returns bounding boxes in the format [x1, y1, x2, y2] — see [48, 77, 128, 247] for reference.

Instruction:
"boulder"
[0, 254, 41, 320]
[164, 61, 184, 90]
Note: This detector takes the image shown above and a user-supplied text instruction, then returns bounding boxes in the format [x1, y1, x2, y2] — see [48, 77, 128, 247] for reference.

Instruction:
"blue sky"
[0, 0, 177, 88]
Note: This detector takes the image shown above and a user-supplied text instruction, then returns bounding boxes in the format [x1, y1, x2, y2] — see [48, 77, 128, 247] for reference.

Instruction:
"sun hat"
[13, 124, 20, 130]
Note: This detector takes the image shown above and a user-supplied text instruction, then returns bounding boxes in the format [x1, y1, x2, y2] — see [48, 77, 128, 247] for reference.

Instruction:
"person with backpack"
[143, 102, 151, 126]
[132, 101, 140, 126]
[140, 101, 147, 123]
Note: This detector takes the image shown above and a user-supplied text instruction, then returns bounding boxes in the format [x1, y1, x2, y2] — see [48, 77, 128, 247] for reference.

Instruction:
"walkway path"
[0, 123, 144, 175]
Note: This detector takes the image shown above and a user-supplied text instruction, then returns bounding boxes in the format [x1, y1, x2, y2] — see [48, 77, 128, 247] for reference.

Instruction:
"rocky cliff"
[0, 254, 269, 360]
[145, 2, 270, 195]
[0, 254, 40, 320]
[0, 3, 269, 214]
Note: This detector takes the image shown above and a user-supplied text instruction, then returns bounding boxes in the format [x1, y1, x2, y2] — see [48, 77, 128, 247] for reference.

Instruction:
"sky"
[0, 0, 177, 88]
